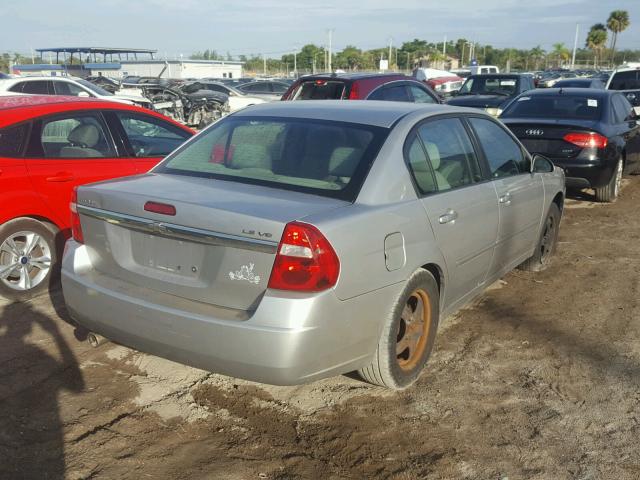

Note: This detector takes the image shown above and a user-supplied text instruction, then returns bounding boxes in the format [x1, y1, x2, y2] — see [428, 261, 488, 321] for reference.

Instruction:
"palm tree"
[607, 10, 630, 65]
[586, 24, 608, 68]
[529, 45, 546, 70]
[551, 43, 570, 68]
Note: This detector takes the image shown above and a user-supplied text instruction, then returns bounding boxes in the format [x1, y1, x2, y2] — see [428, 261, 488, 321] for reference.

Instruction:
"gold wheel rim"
[396, 288, 431, 372]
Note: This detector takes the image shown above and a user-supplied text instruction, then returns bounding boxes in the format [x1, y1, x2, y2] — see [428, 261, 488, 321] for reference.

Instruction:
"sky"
[1, 0, 638, 59]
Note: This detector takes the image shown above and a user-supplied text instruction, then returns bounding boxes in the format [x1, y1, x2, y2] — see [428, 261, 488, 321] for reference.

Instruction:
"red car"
[0, 95, 194, 300]
[281, 73, 441, 103]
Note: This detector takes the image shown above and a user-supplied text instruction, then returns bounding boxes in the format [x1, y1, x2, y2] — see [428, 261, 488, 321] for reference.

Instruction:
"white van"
[470, 65, 500, 75]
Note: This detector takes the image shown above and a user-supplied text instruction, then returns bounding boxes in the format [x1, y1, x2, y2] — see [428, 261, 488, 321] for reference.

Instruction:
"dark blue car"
[501, 88, 640, 202]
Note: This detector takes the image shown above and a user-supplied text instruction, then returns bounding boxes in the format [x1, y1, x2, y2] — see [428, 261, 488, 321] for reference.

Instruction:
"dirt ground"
[2, 181, 640, 480]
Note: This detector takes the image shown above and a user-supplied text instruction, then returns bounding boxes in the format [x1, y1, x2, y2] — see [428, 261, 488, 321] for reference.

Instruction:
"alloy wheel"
[0, 231, 52, 291]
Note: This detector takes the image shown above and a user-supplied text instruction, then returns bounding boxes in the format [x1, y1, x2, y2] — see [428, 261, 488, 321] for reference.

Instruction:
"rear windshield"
[155, 116, 388, 201]
[459, 77, 517, 96]
[290, 80, 347, 100]
[609, 70, 640, 90]
[501, 95, 603, 120]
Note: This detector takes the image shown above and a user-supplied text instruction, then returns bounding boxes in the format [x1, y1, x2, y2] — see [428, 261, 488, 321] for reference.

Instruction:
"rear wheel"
[0, 218, 58, 302]
[595, 158, 622, 203]
[358, 269, 439, 390]
[519, 203, 561, 272]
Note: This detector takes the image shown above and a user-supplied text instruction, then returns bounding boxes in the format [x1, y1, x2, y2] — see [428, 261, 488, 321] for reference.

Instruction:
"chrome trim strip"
[77, 205, 278, 254]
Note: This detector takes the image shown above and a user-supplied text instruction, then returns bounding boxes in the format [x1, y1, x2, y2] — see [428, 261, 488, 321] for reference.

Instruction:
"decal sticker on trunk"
[229, 263, 261, 284]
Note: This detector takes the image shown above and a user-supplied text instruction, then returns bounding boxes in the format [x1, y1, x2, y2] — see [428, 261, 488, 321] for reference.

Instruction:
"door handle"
[46, 172, 75, 182]
[499, 192, 512, 205]
[438, 209, 458, 224]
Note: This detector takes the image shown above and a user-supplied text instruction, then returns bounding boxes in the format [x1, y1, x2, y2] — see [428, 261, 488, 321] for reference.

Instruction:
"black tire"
[358, 269, 439, 390]
[519, 203, 561, 272]
[595, 158, 623, 203]
[0, 218, 58, 302]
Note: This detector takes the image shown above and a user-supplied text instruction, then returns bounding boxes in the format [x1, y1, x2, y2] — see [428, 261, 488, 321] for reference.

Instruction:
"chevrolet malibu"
[62, 101, 565, 390]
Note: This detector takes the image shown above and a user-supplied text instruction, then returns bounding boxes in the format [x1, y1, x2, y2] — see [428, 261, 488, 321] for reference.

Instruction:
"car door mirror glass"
[531, 154, 554, 173]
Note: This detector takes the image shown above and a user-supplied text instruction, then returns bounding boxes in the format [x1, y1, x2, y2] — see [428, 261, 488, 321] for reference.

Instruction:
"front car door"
[467, 116, 544, 277]
[611, 93, 640, 168]
[23, 111, 137, 228]
[406, 116, 499, 308]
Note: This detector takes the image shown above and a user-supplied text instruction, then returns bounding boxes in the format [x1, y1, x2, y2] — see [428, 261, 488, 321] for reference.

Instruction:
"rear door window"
[241, 83, 271, 94]
[408, 85, 437, 104]
[157, 117, 387, 201]
[368, 85, 411, 102]
[469, 117, 528, 178]
[38, 114, 116, 159]
[11, 81, 52, 95]
[291, 80, 347, 100]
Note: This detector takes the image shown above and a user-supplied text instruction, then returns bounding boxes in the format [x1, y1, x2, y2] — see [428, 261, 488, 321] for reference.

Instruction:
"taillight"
[348, 82, 359, 100]
[563, 132, 608, 149]
[70, 187, 84, 244]
[268, 222, 340, 292]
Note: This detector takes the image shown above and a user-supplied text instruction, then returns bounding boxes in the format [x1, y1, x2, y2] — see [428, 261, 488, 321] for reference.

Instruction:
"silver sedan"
[62, 101, 565, 390]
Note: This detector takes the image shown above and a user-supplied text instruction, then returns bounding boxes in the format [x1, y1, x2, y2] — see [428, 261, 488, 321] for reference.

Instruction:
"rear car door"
[406, 117, 499, 306]
[368, 84, 411, 102]
[106, 111, 193, 173]
[0, 124, 33, 222]
[23, 111, 137, 227]
[468, 117, 544, 275]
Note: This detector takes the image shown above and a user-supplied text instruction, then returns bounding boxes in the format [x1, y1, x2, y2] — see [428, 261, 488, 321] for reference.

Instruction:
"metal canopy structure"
[35, 47, 157, 64]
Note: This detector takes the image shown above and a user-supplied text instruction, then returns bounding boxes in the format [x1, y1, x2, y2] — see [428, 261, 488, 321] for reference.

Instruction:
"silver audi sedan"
[62, 101, 565, 390]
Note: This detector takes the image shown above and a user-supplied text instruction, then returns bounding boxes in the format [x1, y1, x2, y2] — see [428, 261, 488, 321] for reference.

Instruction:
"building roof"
[35, 47, 157, 55]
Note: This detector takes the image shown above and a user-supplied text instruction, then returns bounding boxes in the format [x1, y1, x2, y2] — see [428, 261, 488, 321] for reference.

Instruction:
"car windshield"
[291, 80, 347, 100]
[155, 116, 388, 201]
[458, 77, 517, 96]
[609, 70, 640, 90]
[501, 95, 603, 120]
[76, 79, 114, 96]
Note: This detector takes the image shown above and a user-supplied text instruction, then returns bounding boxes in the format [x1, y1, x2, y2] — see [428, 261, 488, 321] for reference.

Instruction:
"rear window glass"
[609, 70, 640, 90]
[0, 124, 28, 157]
[459, 77, 517, 96]
[156, 117, 387, 201]
[501, 95, 603, 120]
[291, 80, 347, 100]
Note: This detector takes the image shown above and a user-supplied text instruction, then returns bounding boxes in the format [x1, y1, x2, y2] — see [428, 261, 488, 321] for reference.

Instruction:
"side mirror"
[531, 153, 554, 173]
[450, 90, 458, 97]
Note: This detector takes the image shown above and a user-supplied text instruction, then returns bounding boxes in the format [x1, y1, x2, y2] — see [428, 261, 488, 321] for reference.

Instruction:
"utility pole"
[263, 54, 266, 76]
[293, 50, 297, 77]
[571, 23, 579, 70]
[388, 37, 393, 71]
[406, 52, 411, 72]
[327, 29, 333, 72]
[442, 35, 447, 57]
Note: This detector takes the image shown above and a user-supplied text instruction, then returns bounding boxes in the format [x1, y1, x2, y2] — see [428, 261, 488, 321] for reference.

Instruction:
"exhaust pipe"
[87, 332, 109, 348]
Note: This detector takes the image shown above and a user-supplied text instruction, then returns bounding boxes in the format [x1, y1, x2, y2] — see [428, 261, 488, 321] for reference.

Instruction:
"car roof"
[0, 95, 192, 131]
[297, 73, 408, 82]
[555, 78, 594, 84]
[232, 100, 468, 128]
[468, 74, 528, 79]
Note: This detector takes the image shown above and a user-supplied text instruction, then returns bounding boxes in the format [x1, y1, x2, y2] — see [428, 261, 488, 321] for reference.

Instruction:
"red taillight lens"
[70, 187, 84, 244]
[348, 82, 359, 99]
[563, 132, 608, 149]
[268, 222, 340, 292]
[144, 201, 176, 216]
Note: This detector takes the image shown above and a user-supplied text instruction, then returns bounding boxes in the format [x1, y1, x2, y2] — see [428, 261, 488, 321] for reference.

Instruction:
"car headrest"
[227, 143, 271, 170]
[328, 147, 362, 177]
[68, 124, 100, 148]
[424, 142, 441, 170]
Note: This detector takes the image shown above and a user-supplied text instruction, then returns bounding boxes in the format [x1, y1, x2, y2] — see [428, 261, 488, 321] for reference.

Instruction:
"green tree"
[586, 24, 608, 68]
[607, 10, 630, 65]
[551, 42, 571, 68]
[529, 45, 546, 70]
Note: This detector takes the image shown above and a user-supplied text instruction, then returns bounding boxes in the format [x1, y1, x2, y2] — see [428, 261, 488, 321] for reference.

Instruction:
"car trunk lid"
[76, 173, 348, 312]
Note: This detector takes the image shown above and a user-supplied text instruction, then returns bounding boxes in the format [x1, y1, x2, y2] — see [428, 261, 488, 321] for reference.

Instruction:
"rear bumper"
[549, 158, 614, 189]
[61, 241, 403, 385]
